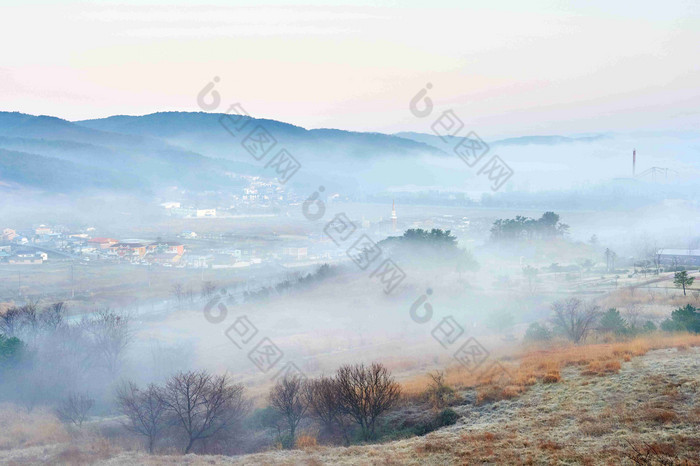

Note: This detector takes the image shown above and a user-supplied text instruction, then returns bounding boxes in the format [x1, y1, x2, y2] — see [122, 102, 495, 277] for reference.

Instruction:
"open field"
[1, 333, 698, 465]
[5, 2, 700, 463]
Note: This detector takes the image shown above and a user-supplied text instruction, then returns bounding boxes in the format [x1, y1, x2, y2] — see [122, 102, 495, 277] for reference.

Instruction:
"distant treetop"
[490, 212, 569, 242]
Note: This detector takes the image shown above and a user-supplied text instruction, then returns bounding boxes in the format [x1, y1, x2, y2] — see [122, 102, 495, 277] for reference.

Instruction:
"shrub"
[667, 304, 700, 333]
[412, 408, 459, 436]
[642, 321, 657, 332]
[425, 371, 456, 410]
[598, 308, 628, 335]
[524, 322, 552, 342]
[661, 318, 685, 332]
[55, 392, 94, 428]
[435, 408, 459, 427]
[413, 421, 434, 436]
[660, 305, 700, 333]
[0, 334, 24, 369]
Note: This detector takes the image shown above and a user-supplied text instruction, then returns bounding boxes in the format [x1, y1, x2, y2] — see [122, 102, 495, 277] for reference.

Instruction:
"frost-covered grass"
[3, 336, 697, 465]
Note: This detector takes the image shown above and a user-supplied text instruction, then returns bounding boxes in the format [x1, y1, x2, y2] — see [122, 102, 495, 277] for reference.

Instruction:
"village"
[0, 196, 480, 268]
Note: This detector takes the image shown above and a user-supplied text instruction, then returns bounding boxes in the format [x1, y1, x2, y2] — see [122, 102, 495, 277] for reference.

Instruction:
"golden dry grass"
[296, 434, 319, 449]
[402, 332, 700, 405]
[600, 284, 700, 314]
[3, 343, 698, 465]
[112, 344, 698, 465]
[0, 404, 69, 450]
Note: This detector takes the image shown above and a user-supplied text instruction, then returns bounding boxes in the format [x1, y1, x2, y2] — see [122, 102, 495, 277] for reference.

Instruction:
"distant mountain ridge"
[77, 111, 447, 160]
[0, 110, 615, 196]
[76, 112, 458, 193]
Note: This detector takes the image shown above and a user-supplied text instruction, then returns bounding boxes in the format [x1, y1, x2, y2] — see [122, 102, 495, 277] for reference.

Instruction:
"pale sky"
[2, 0, 700, 137]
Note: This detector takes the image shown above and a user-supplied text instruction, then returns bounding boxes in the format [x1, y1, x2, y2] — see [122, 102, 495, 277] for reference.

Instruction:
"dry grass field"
[1, 332, 698, 465]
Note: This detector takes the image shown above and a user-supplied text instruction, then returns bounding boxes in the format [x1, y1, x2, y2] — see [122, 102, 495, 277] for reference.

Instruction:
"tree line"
[490, 211, 569, 242]
[114, 362, 401, 454]
[525, 297, 700, 344]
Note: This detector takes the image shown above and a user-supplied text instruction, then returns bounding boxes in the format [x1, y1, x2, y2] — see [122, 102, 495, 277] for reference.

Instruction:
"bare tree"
[201, 281, 217, 300]
[40, 302, 65, 331]
[0, 302, 38, 338]
[55, 392, 94, 428]
[269, 376, 308, 448]
[638, 234, 661, 275]
[159, 371, 247, 453]
[171, 283, 184, 308]
[303, 376, 350, 444]
[81, 309, 131, 375]
[335, 363, 401, 440]
[647, 288, 656, 304]
[116, 382, 168, 453]
[550, 297, 600, 344]
[624, 303, 642, 330]
[652, 251, 661, 275]
[522, 266, 538, 293]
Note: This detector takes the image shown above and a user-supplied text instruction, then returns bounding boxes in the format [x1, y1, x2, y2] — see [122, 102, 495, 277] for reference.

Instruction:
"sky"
[2, 0, 700, 138]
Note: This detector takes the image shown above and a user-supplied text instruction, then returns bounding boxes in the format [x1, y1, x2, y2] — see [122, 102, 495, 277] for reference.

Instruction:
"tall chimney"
[633, 149, 636, 177]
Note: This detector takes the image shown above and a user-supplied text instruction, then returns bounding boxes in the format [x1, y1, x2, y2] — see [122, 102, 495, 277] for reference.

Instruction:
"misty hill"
[77, 112, 446, 160]
[76, 112, 454, 192]
[0, 112, 254, 194]
[0, 148, 141, 192]
[0, 112, 158, 149]
[0, 111, 453, 195]
[2, 110, 698, 203]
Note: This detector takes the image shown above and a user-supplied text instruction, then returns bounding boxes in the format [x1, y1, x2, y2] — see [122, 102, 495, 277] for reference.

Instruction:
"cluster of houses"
[0, 244, 48, 265]
[2, 203, 465, 269]
[159, 176, 288, 219]
[162, 203, 218, 218]
[87, 238, 186, 265]
[1, 228, 48, 264]
[1, 223, 311, 269]
[0, 224, 188, 266]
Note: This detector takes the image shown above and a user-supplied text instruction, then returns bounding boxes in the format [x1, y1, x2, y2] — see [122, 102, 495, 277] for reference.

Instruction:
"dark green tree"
[598, 309, 628, 335]
[673, 271, 695, 296]
[524, 322, 552, 342]
[490, 212, 569, 242]
[0, 334, 23, 369]
[661, 304, 700, 333]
